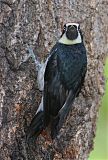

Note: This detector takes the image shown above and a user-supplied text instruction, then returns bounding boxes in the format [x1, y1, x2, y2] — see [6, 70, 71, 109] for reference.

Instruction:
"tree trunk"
[0, 0, 107, 159]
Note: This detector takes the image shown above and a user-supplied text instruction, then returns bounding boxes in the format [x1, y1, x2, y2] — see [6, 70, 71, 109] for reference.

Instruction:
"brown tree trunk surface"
[0, 0, 107, 160]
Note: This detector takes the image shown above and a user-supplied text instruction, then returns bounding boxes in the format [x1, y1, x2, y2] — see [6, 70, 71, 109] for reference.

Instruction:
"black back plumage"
[26, 23, 87, 141]
[44, 42, 87, 135]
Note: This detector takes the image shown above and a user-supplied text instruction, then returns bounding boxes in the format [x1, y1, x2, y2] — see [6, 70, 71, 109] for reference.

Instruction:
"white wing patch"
[37, 56, 50, 91]
[36, 97, 43, 113]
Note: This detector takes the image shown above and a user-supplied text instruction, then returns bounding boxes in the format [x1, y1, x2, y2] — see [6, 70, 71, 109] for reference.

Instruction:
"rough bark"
[0, 0, 107, 160]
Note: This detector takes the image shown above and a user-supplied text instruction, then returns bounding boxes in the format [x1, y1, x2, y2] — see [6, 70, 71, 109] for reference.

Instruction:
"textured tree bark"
[0, 0, 107, 159]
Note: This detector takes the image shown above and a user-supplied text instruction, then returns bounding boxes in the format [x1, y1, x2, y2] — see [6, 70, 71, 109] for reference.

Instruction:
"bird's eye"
[63, 24, 66, 30]
[78, 25, 80, 30]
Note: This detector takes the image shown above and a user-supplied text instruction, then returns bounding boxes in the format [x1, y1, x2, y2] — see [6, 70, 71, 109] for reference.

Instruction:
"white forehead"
[66, 23, 79, 28]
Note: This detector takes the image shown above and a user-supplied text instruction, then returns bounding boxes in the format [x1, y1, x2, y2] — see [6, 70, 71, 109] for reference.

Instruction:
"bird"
[26, 22, 87, 140]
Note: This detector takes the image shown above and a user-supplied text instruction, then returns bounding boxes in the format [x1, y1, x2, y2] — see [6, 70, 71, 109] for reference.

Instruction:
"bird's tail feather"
[26, 111, 44, 141]
[51, 90, 76, 139]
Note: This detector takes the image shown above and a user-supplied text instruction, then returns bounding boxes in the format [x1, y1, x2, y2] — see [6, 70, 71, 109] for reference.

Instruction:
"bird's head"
[59, 23, 83, 45]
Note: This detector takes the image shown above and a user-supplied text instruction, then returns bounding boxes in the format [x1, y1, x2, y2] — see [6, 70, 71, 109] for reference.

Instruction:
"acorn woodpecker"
[27, 23, 87, 140]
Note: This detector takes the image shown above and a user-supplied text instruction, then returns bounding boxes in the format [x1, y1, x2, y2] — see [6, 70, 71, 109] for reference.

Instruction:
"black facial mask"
[66, 25, 78, 40]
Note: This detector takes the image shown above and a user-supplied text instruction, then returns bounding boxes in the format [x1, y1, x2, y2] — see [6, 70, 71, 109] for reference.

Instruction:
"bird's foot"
[41, 129, 52, 142]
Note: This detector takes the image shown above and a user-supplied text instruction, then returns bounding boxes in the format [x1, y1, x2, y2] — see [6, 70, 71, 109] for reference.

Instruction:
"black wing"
[43, 44, 87, 138]
[44, 48, 68, 126]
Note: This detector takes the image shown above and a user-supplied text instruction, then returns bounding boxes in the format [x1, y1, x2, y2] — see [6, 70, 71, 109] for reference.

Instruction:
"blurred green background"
[89, 58, 108, 160]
